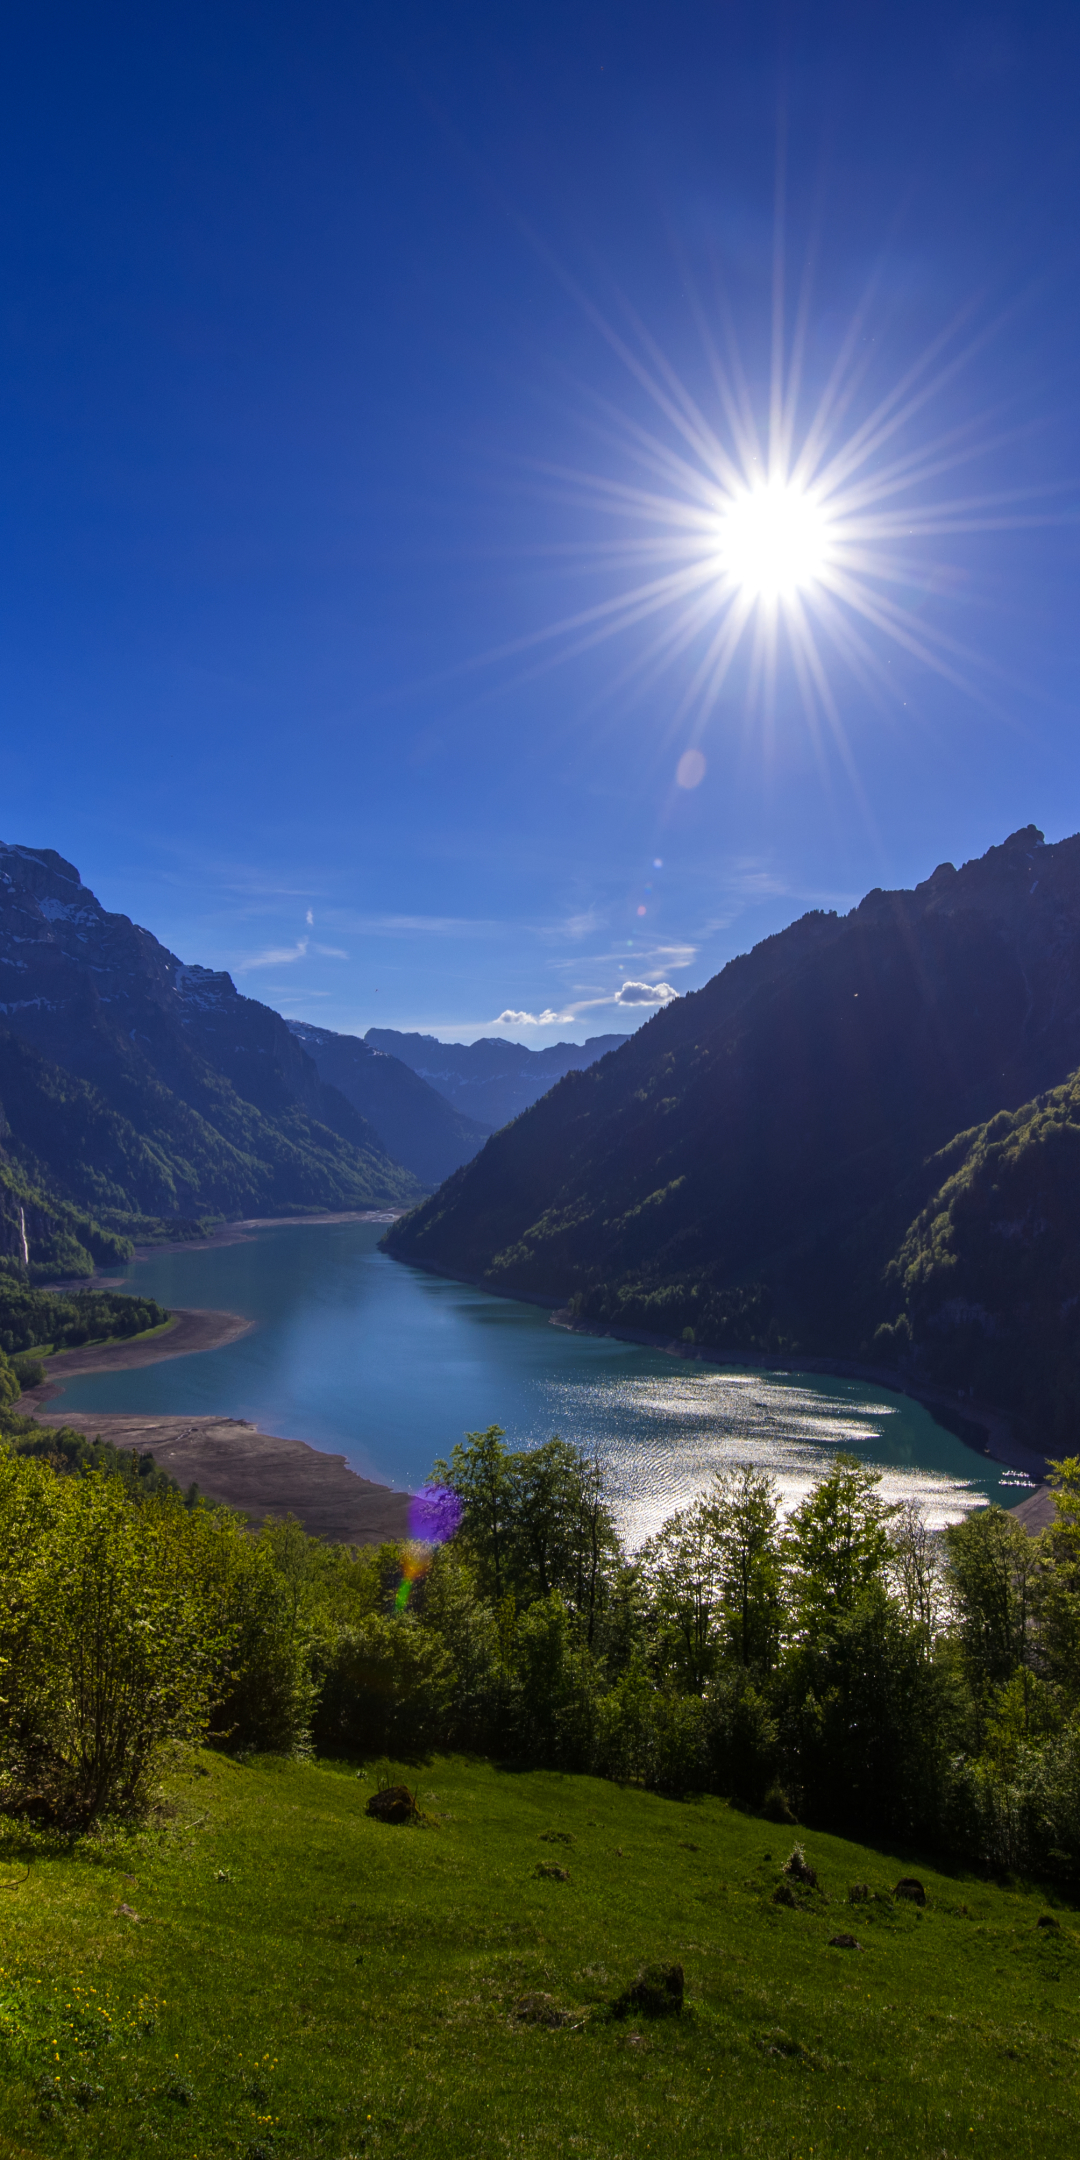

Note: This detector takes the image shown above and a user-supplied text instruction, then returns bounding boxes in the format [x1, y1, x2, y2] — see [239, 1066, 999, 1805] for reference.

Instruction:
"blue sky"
[4, 1, 1080, 1043]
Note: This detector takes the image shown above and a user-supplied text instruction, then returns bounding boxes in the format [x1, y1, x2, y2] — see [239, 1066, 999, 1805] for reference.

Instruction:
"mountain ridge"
[286, 1020, 492, 1187]
[0, 842, 420, 1273]
[386, 825, 1080, 1444]
[364, 1026, 631, 1129]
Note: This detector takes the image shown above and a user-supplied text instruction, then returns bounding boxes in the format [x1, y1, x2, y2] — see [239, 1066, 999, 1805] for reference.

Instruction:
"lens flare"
[394, 1484, 463, 1612]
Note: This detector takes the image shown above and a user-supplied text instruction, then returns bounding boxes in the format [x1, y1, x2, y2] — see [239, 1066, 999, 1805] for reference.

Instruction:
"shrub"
[0, 1465, 223, 1823]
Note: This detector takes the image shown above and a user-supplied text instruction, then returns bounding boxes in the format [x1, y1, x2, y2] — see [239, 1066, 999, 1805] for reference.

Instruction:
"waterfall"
[18, 1205, 29, 1268]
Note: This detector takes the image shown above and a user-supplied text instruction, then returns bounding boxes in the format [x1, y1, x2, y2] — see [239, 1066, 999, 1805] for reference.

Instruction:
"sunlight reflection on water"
[531, 1368, 989, 1548]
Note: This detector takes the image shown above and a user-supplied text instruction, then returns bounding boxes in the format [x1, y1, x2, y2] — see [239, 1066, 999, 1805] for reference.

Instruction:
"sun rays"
[485, 243, 1063, 795]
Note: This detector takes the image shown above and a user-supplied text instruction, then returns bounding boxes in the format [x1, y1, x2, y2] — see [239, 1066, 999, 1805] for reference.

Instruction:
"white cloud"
[494, 1007, 571, 1027]
[239, 938, 310, 970]
[615, 980, 680, 1005]
[313, 943, 349, 960]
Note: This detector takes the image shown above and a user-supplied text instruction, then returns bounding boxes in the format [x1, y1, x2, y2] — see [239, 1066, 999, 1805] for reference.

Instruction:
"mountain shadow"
[387, 827, 1080, 1437]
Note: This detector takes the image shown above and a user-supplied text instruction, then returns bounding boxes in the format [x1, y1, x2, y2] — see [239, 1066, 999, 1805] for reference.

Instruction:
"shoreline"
[27, 1409, 411, 1544]
[130, 1206, 409, 1257]
[19, 1223, 1045, 1542]
[21, 1306, 253, 1387]
[548, 1309, 1047, 1482]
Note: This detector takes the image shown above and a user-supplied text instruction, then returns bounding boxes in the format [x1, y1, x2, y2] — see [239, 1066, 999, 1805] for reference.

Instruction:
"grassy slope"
[1, 1755, 1076, 2160]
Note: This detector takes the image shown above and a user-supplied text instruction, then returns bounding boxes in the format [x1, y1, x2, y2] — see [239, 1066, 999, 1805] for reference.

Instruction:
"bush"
[0, 1463, 223, 1823]
[313, 1616, 452, 1757]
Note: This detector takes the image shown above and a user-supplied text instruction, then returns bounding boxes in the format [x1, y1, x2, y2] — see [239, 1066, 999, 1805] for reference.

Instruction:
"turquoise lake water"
[52, 1219, 1025, 1543]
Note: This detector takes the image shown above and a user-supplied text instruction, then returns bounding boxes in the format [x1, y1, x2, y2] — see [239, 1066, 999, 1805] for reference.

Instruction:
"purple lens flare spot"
[407, 1484, 464, 1545]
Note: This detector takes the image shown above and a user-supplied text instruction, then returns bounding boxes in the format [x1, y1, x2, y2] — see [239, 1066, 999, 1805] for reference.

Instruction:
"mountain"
[364, 1028, 631, 1129]
[0, 842, 420, 1271]
[286, 1021, 491, 1187]
[877, 1068, 1080, 1454]
[387, 827, 1080, 1399]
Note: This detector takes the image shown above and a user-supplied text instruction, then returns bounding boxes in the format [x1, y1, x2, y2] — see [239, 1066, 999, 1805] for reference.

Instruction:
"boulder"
[366, 1784, 417, 1825]
[827, 1934, 862, 1951]
[894, 1877, 926, 1905]
[534, 1862, 570, 1882]
[611, 1963, 684, 2020]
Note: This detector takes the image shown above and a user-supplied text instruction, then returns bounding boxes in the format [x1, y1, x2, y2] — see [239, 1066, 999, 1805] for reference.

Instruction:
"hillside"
[366, 1026, 631, 1128]
[287, 1019, 491, 1185]
[1, 1751, 1075, 2160]
[388, 826, 1080, 1371]
[877, 1068, 1080, 1452]
[0, 842, 419, 1263]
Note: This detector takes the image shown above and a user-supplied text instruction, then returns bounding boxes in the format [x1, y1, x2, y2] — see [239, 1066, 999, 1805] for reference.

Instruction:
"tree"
[437, 1427, 622, 1638]
[785, 1456, 895, 1639]
[433, 1426, 514, 1602]
[944, 1505, 1039, 1716]
[700, 1465, 783, 1670]
[508, 1438, 620, 1639]
[781, 1582, 953, 1837]
[889, 1498, 949, 1640]
[1037, 1457, 1080, 1705]
[640, 1503, 727, 1691]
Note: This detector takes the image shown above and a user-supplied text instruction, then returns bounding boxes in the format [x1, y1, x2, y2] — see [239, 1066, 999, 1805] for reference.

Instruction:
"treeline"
[0, 1274, 169, 1402]
[568, 1275, 785, 1352]
[4, 1419, 1080, 1889]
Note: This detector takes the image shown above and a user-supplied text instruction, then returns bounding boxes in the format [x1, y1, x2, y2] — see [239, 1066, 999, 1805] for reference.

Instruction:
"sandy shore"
[17, 1213, 418, 1541]
[28, 1408, 411, 1543]
[18, 1289, 411, 1542]
[23, 1306, 253, 1381]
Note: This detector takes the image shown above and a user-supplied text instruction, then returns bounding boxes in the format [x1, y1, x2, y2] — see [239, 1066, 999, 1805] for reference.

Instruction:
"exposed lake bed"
[40, 1217, 1033, 1542]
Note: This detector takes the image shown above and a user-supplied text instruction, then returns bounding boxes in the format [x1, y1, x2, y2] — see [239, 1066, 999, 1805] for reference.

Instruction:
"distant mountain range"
[387, 826, 1080, 1453]
[0, 842, 420, 1275]
[364, 1028, 630, 1129]
[286, 1022, 492, 1187]
[0, 841, 631, 1278]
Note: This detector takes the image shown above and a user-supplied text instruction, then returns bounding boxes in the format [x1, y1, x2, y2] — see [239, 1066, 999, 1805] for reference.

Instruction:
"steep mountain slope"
[287, 1021, 490, 1186]
[0, 843, 420, 1237]
[365, 1028, 630, 1129]
[877, 1067, 1080, 1452]
[388, 827, 1080, 1359]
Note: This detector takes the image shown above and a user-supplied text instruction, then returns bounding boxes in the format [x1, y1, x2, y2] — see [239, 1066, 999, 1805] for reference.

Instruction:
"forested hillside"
[388, 828, 1080, 1423]
[0, 842, 419, 1270]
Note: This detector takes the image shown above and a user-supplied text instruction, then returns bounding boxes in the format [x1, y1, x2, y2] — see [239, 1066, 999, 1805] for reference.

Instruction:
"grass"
[0, 1752, 1076, 2160]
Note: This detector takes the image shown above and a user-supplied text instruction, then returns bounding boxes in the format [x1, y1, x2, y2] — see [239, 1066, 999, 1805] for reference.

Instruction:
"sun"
[715, 478, 833, 603]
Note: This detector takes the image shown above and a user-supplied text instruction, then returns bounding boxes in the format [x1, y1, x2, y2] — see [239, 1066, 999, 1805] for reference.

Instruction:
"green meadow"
[1, 1752, 1076, 2160]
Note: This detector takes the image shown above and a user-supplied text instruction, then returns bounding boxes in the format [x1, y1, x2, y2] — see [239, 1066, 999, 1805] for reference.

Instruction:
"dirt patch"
[21, 1409, 411, 1544]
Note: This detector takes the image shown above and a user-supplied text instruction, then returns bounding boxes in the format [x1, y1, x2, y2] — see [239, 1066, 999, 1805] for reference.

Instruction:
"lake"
[52, 1219, 1025, 1543]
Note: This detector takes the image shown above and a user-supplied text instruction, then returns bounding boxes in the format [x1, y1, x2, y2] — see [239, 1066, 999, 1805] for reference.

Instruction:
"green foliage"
[434, 1425, 621, 1642]
[13, 1402, 1080, 1895]
[569, 1275, 784, 1353]
[0, 1408, 185, 1501]
[0, 1463, 224, 1824]
[876, 1069, 1080, 1447]
[785, 1455, 895, 1636]
[0, 1273, 167, 1357]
